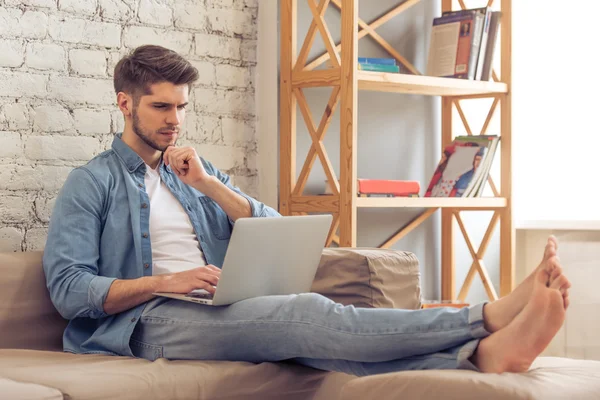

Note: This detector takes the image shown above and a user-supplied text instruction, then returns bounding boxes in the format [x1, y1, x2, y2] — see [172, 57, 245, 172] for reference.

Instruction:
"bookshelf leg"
[441, 209, 455, 300]
[279, 0, 297, 216]
[339, 0, 358, 247]
[441, 67, 454, 300]
[500, 208, 515, 296]
[500, 0, 514, 296]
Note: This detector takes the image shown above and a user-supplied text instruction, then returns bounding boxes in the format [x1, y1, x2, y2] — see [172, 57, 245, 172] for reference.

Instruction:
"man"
[44, 45, 571, 375]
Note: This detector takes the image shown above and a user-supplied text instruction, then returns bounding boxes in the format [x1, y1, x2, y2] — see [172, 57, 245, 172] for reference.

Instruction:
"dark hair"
[113, 45, 199, 99]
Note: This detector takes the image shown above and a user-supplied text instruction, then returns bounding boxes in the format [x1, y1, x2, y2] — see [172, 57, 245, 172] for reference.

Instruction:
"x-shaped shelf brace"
[301, 0, 424, 74]
[293, 86, 341, 197]
[455, 210, 500, 301]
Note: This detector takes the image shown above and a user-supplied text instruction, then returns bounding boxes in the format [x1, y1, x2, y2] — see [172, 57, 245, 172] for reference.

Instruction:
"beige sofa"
[1, 249, 600, 400]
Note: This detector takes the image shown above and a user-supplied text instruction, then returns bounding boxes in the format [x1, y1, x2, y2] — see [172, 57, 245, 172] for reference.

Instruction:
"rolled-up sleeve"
[43, 167, 116, 320]
[201, 158, 281, 219]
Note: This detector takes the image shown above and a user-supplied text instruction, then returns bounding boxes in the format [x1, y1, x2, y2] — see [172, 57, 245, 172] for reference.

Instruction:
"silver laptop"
[153, 214, 332, 306]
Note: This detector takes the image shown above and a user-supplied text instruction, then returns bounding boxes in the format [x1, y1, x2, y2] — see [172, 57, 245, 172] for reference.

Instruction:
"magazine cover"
[425, 141, 487, 197]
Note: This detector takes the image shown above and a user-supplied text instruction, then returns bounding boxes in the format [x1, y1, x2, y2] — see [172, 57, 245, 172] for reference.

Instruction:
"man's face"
[473, 155, 482, 169]
[131, 81, 189, 152]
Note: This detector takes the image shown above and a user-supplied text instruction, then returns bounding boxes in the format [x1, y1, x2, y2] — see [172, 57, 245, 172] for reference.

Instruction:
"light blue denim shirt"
[43, 133, 281, 356]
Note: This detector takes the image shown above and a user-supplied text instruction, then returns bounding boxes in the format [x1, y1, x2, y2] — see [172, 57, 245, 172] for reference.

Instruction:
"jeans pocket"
[198, 196, 232, 240]
[130, 338, 164, 361]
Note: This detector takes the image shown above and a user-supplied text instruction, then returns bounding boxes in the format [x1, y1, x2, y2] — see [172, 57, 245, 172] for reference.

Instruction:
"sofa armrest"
[310, 247, 422, 310]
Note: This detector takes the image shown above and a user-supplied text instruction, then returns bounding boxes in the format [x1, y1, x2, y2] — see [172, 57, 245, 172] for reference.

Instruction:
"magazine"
[425, 135, 499, 197]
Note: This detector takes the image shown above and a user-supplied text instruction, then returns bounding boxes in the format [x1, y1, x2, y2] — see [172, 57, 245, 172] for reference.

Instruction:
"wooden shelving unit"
[279, 0, 514, 302]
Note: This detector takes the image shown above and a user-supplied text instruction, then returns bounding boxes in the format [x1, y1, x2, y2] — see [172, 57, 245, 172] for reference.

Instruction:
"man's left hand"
[163, 146, 213, 190]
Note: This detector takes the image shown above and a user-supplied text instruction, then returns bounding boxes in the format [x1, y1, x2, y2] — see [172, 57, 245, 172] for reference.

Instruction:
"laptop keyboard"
[185, 290, 214, 300]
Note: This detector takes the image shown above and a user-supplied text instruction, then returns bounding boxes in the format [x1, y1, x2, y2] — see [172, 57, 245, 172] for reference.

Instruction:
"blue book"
[357, 57, 397, 66]
[358, 63, 399, 73]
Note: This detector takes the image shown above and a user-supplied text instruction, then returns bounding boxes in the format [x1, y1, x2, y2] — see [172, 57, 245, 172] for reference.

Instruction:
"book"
[426, 11, 484, 79]
[357, 179, 420, 197]
[424, 135, 499, 198]
[358, 193, 419, 198]
[358, 57, 397, 66]
[323, 179, 419, 197]
[358, 63, 400, 73]
[480, 11, 501, 81]
[474, 8, 492, 80]
[473, 136, 500, 196]
[453, 135, 500, 197]
[441, 7, 501, 81]
[442, 7, 492, 80]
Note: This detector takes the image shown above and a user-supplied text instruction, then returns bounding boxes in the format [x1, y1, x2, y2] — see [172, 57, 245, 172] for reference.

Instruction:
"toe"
[535, 268, 550, 285]
[550, 274, 569, 290]
[549, 235, 559, 250]
[548, 258, 562, 279]
[550, 265, 562, 280]
[543, 241, 557, 261]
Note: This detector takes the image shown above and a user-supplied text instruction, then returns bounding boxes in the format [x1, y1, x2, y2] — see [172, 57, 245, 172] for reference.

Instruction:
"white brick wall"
[0, 39, 25, 68]
[0, 132, 22, 159]
[69, 49, 107, 77]
[0, 0, 259, 251]
[26, 42, 67, 71]
[32, 104, 73, 133]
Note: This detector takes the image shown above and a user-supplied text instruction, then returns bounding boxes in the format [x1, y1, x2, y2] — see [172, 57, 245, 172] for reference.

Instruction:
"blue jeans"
[130, 293, 490, 376]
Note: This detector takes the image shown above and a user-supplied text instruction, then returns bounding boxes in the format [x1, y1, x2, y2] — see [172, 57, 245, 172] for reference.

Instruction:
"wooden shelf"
[357, 71, 508, 97]
[280, 0, 514, 300]
[356, 197, 507, 209]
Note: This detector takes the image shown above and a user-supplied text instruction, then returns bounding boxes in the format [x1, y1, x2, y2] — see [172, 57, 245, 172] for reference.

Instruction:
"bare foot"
[472, 268, 566, 373]
[483, 236, 560, 332]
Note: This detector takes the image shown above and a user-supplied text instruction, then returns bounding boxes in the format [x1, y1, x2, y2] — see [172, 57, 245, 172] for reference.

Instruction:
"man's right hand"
[103, 265, 222, 315]
[156, 265, 221, 295]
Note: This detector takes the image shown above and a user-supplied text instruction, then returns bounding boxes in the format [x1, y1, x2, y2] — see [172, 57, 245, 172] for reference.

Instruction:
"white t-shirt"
[144, 164, 207, 275]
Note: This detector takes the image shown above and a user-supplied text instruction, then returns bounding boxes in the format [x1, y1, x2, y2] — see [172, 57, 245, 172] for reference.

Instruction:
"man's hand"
[103, 265, 221, 315]
[164, 145, 253, 221]
[156, 265, 221, 295]
[163, 146, 214, 190]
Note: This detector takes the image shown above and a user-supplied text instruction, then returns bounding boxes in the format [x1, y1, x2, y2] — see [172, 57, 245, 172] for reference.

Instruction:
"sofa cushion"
[0, 349, 355, 400]
[0, 377, 62, 400]
[311, 248, 421, 309]
[0, 251, 66, 351]
[339, 356, 600, 400]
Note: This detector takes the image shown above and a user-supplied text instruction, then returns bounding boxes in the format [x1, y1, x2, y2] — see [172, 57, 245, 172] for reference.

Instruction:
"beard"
[131, 108, 177, 152]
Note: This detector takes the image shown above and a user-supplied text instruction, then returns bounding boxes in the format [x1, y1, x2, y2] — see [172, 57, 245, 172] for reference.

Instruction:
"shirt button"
[138, 183, 143, 188]
[144, 263, 150, 269]
[141, 203, 148, 208]
[131, 318, 136, 323]
[142, 232, 148, 238]
[186, 205, 192, 212]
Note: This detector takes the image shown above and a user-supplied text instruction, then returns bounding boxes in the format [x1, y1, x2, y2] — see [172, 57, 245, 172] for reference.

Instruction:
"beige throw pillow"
[310, 248, 422, 310]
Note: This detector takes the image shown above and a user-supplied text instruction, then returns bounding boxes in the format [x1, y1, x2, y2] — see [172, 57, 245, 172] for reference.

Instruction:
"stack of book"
[424, 135, 500, 198]
[426, 7, 501, 80]
[357, 57, 400, 73]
